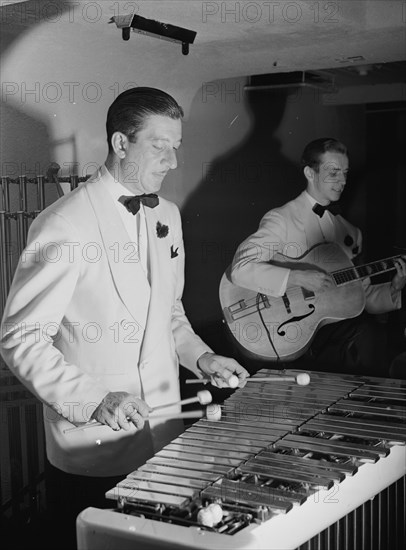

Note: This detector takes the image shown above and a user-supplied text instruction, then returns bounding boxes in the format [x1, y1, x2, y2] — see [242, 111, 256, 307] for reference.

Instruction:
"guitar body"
[219, 242, 366, 362]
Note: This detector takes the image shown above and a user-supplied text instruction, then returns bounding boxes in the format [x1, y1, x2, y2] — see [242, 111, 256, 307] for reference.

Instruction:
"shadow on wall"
[181, 88, 303, 355]
[0, 1, 77, 275]
[0, 0, 76, 185]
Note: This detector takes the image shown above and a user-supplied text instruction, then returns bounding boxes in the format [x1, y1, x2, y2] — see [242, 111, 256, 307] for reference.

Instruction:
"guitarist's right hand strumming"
[288, 269, 334, 293]
[220, 242, 403, 362]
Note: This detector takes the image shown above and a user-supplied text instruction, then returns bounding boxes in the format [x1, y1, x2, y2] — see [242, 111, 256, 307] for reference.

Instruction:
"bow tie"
[312, 202, 341, 218]
[120, 193, 159, 215]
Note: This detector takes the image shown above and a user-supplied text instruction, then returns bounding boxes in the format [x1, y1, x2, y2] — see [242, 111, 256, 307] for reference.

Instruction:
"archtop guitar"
[220, 242, 401, 361]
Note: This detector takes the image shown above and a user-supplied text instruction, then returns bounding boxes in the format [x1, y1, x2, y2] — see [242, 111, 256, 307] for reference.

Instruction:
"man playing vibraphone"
[0, 87, 249, 549]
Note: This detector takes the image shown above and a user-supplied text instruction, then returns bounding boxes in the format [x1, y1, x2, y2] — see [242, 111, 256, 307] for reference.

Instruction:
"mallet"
[63, 402, 221, 434]
[186, 372, 310, 387]
[205, 404, 222, 422]
[185, 374, 240, 388]
[248, 373, 310, 386]
[151, 390, 212, 412]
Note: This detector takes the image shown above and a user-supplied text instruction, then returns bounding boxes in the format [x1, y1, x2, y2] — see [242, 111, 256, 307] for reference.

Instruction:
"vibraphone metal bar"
[0, 173, 85, 313]
[77, 369, 406, 550]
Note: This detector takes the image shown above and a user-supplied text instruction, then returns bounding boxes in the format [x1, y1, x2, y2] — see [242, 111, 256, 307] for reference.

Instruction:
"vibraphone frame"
[0, 172, 86, 522]
[77, 369, 406, 550]
[0, 174, 83, 311]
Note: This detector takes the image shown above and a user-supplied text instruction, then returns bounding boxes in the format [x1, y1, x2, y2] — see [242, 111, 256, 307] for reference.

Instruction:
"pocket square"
[171, 245, 179, 258]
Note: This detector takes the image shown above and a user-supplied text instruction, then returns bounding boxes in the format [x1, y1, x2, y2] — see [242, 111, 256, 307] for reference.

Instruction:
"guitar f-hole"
[277, 304, 316, 336]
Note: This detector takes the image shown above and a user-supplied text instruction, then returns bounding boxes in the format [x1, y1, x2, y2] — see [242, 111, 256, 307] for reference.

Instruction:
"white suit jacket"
[231, 191, 400, 314]
[0, 168, 211, 476]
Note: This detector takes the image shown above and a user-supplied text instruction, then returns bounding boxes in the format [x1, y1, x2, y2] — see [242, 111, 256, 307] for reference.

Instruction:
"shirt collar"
[304, 190, 333, 209]
[101, 164, 136, 204]
[304, 190, 318, 208]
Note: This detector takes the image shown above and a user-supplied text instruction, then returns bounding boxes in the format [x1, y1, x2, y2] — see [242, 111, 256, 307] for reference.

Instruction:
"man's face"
[121, 114, 182, 194]
[306, 151, 349, 204]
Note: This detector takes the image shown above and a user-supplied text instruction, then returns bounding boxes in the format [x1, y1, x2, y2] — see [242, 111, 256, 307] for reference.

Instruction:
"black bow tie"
[120, 194, 159, 215]
[312, 202, 341, 218]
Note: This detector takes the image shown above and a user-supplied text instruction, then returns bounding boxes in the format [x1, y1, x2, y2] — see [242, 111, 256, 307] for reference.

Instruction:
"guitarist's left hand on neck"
[390, 256, 406, 295]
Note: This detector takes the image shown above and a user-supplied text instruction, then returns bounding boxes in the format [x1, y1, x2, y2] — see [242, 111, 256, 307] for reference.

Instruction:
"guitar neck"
[332, 255, 400, 286]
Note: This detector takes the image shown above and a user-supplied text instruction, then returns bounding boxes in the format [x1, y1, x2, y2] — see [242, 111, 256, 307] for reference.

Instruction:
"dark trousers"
[45, 460, 123, 550]
[307, 313, 390, 377]
[241, 313, 392, 378]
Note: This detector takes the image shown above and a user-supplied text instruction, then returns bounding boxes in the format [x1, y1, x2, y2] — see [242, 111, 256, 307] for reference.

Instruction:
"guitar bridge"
[223, 294, 270, 324]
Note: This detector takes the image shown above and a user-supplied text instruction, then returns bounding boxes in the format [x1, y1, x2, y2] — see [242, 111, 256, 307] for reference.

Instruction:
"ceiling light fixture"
[109, 14, 197, 55]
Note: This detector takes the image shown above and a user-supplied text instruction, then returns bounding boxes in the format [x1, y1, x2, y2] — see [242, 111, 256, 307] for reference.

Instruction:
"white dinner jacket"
[0, 168, 211, 476]
[231, 191, 400, 314]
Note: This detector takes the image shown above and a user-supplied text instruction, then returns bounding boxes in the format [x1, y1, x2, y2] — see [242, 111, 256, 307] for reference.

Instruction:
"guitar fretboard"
[333, 256, 400, 286]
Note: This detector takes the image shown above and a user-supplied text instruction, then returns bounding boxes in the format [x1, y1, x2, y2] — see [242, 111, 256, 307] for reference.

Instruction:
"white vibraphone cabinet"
[77, 370, 406, 550]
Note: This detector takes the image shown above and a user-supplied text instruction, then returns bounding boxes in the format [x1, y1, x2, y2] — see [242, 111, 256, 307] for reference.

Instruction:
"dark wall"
[365, 103, 406, 260]
[182, 84, 368, 355]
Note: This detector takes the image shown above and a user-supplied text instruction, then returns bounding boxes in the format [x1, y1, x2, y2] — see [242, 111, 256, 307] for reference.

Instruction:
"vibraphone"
[0, 172, 83, 311]
[77, 369, 406, 550]
[0, 170, 86, 522]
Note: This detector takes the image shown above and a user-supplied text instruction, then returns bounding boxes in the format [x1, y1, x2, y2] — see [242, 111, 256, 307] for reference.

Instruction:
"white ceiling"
[2, 0, 405, 83]
[99, 1, 406, 80]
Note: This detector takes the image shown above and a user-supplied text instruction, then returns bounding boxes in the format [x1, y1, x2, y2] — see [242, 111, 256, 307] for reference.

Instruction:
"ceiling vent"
[245, 71, 336, 92]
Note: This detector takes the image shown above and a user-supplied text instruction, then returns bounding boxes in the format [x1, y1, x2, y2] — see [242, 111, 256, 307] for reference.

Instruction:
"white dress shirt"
[304, 191, 336, 243]
[103, 165, 150, 281]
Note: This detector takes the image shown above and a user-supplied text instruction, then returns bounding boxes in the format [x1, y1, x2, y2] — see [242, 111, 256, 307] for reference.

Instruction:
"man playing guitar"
[229, 138, 406, 376]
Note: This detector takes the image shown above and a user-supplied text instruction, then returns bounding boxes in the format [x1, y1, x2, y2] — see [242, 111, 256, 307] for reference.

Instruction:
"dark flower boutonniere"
[156, 221, 169, 238]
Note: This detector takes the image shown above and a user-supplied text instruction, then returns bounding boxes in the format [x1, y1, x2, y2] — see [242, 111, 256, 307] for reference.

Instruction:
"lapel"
[84, 171, 151, 326]
[140, 202, 173, 361]
[334, 215, 357, 258]
[295, 191, 325, 252]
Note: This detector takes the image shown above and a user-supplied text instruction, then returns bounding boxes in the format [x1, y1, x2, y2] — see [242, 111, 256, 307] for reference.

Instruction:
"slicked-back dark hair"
[106, 87, 184, 151]
[301, 138, 348, 172]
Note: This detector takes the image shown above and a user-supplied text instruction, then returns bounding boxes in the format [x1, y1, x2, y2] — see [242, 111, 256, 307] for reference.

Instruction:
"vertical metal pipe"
[1, 175, 10, 211]
[388, 485, 393, 549]
[345, 510, 349, 550]
[16, 212, 25, 254]
[394, 481, 399, 547]
[36, 175, 45, 211]
[403, 477, 406, 547]
[378, 492, 382, 550]
[17, 175, 28, 250]
[0, 211, 9, 312]
[1, 177, 12, 304]
[0, 177, 7, 313]
[18, 175, 28, 211]
[336, 519, 345, 550]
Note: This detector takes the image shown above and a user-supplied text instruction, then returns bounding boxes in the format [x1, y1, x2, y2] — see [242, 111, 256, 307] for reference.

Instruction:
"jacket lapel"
[296, 191, 324, 253]
[85, 172, 151, 326]
[139, 204, 172, 361]
[334, 216, 358, 259]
